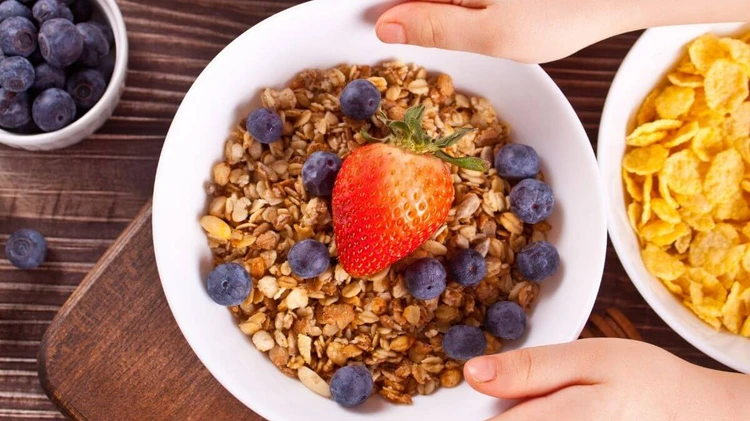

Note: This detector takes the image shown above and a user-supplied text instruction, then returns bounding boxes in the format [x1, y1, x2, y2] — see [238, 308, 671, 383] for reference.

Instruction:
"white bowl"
[153, 1, 606, 419]
[0, 0, 128, 151]
[599, 22, 750, 374]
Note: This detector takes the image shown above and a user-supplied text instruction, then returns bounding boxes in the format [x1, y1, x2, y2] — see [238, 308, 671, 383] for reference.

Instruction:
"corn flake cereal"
[663, 121, 700, 148]
[651, 198, 681, 224]
[655, 86, 695, 119]
[637, 88, 660, 126]
[658, 173, 679, 208]
[662, 150, 702, 195]
[623, 169, 644, 201]
[667, 71, 704, 88]
[624, 32, 750, 336]
[704, 149, 744, 204]
[689, 34, 728, 73]
[704, 59, 749, 113]
[642, 243, 685, 281]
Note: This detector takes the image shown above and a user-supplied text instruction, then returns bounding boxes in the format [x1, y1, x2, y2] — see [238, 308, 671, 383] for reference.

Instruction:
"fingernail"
[466, 358, 496, 383]
[377, 22, 406, 44]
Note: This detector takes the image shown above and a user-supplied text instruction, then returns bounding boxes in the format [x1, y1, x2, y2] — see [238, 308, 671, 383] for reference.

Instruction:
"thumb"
[463, 339, 620, 400]
[375, 2, 497, 55]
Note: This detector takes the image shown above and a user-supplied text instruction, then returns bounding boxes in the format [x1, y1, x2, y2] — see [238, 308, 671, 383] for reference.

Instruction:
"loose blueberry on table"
[6, 228, 47, 269]
[0, 0, 115, 134]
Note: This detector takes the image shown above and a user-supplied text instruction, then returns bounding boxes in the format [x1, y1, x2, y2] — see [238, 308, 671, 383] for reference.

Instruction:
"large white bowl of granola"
[152, 0, 606, 419]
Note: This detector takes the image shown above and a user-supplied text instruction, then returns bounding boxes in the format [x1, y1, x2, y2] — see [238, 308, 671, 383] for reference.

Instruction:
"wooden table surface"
[0, 1, 733, 420]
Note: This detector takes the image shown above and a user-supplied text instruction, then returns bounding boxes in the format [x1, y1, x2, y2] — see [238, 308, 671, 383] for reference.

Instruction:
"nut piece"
[298, 366, 331, 398]
[252, 331, 275, 352]
[440, 369, 462, 388]
[200, 215, 231, 240]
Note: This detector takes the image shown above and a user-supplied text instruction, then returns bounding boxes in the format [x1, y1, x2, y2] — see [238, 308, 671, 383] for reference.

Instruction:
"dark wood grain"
[0, 0, 734, 419]
[38, 202, 263, 421]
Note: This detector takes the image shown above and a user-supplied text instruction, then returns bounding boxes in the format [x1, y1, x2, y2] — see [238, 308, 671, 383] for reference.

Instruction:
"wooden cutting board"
[37, 201, 262, 421]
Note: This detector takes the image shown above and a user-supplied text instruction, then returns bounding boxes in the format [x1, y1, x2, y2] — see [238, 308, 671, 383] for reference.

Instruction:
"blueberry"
[246, 107, 282, 144]
[494, 144, 540, 180]
[32, 0, 73, 24]
[287, 239, 330, 279]
[339, 79, 380, 120]
[6, 229, 46, 269]
[449, 248, 486, 287]
[0, 17, 37, 58]
[206, 262, 252, 306]
[90, 21, 114, 48]
[33, 63, 65, 91]
[95, 54, 115, 81]
[76, 22, 109, 67]
[39, 18, 83, 68]
[405, 258, 446, 300]
[302, 151, 342, 196]
[485, 301, 526, 340]
[66, 68, 105, 109]
[70, 0, 93, 23]
[442, 325, 486, 360]
[27, 47, 43, 65]
[13, 118, 39, 134]
[0, 56, 33, 92]
[0, 0, 32, 22]
[32, 87, 75, 132]
[0, 88, 30, 128]
[509, 178, 554, 224]
[516, 241, 559, 282]
[329, 365, 373, 408]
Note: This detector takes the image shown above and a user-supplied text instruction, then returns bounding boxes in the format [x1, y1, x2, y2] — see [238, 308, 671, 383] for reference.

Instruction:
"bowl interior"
[153, 0, 606, 419]
[599, 22, 750, 374]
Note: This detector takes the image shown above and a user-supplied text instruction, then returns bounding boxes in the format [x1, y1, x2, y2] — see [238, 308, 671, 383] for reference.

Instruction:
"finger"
[464, 338, 616, 400]
[375, 2, 498, 55]
[488, 385, 596, 421]
[402, 0, 492, 8]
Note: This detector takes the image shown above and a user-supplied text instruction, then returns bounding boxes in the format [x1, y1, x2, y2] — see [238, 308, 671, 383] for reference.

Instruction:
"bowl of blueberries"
[0, 0, 127, 150]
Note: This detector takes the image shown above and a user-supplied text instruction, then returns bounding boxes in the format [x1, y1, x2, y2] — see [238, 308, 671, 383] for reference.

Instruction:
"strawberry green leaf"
[434, 151, 489, 172]
[360, 128, 387, 143]
[433, 127, 475, 148]
[404, 105, 426, 143]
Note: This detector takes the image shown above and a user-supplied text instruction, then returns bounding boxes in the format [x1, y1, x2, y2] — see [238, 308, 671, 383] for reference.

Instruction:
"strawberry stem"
[360, 104, 489, 171]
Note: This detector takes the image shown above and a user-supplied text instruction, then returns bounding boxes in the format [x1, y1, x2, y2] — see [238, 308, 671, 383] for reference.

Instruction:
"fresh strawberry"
[332, 105, 487, 277]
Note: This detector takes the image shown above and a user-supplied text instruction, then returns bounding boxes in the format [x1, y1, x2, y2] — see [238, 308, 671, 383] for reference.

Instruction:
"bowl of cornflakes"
[153, 0, 607, 419]
[600, 22, 750, 373]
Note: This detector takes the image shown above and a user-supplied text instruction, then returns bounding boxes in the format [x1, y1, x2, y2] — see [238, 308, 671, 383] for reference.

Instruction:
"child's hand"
[375, 0, 750, 63]
[464, 338, 749, 420]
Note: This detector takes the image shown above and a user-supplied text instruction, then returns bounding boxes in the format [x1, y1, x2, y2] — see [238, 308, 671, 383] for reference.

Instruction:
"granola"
[202, 61, 550, 404]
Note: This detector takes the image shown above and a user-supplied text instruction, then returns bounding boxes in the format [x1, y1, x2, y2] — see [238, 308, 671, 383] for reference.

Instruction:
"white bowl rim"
[0, 0, 129, 146]
[153, 0, 608, 418]
[598, 23, 750, 374]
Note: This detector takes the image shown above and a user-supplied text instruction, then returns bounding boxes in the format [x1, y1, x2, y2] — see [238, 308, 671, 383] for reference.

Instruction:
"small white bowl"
[153, 0, 606, 419]
[599, 22, 750, 374]
[0, 0, 128, 151]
